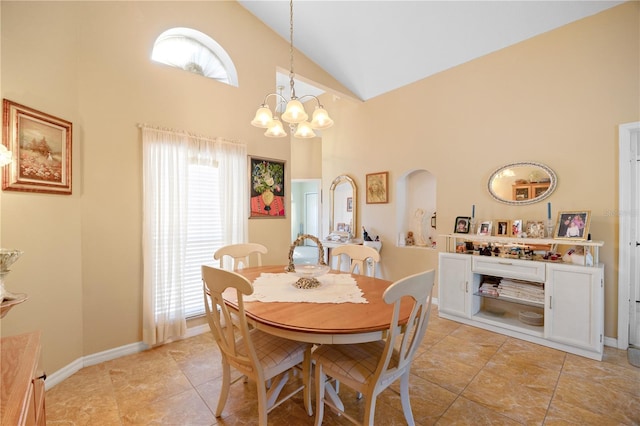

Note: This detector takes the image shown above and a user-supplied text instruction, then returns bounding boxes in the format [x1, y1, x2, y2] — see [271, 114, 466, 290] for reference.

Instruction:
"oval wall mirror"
[329, 175, 356, 236]
[488, 162, 557, 205]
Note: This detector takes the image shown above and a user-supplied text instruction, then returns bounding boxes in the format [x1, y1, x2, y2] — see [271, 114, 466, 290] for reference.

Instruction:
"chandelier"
[251, 0, 334, 139]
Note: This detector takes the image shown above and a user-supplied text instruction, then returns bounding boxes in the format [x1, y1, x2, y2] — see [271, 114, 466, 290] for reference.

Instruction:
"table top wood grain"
[224, 265, 413, 344]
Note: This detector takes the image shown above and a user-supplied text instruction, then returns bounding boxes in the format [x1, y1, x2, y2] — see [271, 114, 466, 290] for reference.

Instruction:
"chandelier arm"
[252, 0, 333, 135]
[260, 92, 288, 108]
[297, 94, 324, 108]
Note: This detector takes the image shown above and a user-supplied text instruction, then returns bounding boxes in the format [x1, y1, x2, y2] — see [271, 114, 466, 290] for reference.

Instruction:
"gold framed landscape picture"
[2, 99, 72, 195]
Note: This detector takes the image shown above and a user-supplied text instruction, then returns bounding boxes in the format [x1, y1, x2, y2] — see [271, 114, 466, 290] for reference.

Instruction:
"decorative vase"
[0, 248, 24, 304]
[261, 189, 274, 211]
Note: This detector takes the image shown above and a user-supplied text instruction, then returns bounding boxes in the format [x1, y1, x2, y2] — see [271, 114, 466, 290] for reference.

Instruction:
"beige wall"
[0, 1, 637, 375]
[321, 2, 639, 340]
[0, 1, 354, 373]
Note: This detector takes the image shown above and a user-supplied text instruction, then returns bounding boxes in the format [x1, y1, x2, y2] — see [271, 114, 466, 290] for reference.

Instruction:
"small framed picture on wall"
[366, 171, 388, 204]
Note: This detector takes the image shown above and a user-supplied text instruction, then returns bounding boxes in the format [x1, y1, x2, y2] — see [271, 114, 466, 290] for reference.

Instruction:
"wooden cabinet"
[438, 237, 605, 360]
[1, 331, 46, 426]
[512, 182, 550, 201]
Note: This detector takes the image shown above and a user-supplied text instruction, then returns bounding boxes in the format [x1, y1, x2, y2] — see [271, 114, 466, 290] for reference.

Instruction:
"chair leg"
[303, 348, 313, 416]
[399, 371, 415, 426]
[314, 362, 325, 426]
[256, 377, 269, 426]
[363, 394, 377, 426]
[215, 361, 231, 417]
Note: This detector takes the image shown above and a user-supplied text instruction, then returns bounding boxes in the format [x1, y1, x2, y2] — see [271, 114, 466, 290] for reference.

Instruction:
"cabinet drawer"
[472, 257, 545, 282]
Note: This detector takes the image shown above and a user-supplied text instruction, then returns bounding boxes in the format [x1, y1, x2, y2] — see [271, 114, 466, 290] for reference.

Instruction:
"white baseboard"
[45, 325, 210, 390]
[604, 336, 618, 349]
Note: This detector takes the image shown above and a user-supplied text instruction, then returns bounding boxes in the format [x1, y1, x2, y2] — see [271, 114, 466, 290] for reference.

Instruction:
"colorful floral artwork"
[249, 157, 285, 218]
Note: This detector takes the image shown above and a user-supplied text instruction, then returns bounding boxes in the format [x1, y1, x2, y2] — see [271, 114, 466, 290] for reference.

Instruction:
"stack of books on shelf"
[478, 276, 500, 296]
[497, 278, 544, 304]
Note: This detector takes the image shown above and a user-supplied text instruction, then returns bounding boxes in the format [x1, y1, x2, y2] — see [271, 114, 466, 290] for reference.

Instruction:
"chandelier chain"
[251, 0, 333, 137]
[289, 0, 296, 99]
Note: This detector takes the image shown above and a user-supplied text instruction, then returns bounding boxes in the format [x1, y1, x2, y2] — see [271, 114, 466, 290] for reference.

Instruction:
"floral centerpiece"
[252, 160, 284, 212]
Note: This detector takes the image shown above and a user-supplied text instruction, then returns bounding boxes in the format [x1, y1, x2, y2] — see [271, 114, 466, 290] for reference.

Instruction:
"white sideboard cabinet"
[438, 235, 604, 360]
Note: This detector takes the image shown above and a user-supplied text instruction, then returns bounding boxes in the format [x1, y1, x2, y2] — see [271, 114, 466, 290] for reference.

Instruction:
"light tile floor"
[46, 307, 640, 425]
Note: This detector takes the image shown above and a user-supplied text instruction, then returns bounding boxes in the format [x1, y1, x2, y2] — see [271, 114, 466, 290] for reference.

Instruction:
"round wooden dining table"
[224, 265, 414, 344]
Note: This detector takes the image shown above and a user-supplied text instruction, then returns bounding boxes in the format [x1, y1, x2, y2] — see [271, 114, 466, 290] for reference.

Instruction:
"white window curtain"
[141, 125, 247, 346]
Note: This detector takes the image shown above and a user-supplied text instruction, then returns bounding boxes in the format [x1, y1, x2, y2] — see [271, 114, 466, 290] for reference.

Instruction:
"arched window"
[151, 27, 238, 87]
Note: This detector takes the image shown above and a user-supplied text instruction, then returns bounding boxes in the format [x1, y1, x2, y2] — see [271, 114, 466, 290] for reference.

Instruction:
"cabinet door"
[513, 185, 530, 201]
[545, 263, 603, 353]
[438, 253, 471, 318]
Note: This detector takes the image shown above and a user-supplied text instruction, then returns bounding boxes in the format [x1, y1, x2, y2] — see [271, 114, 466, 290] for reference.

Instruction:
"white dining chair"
[214, 243, 268, 270]
[330, 244, 380, 277]
[312, 269, 435, 426]
[202, 265, 313, 425]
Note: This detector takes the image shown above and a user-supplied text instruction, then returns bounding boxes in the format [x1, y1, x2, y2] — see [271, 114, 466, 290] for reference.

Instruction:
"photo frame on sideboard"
[478, 221, 492, 235]
[511, 219, 523, 237]
[525, 220, 546, 238]
[495, 219, 511, 236]
[454, 216, 471, 234]
[554, 211, 590, 240]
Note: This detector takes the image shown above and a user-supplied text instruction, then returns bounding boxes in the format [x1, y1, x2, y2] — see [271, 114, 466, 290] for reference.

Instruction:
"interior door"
[632, 135, 640, 347]
[619, 122, 640, 349]
[305, 192, 319, 245]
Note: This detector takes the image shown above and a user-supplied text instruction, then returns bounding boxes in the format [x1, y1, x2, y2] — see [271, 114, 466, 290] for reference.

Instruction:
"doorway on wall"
[291, 179, 322, 263]
[619, 121, 640, 350]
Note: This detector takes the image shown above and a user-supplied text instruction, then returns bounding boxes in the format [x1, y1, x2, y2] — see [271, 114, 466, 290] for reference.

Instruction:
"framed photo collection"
[450, 210, 590, 240]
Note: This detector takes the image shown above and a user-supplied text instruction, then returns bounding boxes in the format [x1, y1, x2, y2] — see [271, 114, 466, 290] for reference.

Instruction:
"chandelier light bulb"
[251, 0, 333, 139]
[309, 106, 334, 129]
[264, 117, 287, 138]
[251, 106, 273, 128]
[281, 99, 308, 124]
[293, 121, 316, 138]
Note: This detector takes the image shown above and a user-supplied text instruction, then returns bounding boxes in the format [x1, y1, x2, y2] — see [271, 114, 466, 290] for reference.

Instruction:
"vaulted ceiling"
[238, 1, 624, 101]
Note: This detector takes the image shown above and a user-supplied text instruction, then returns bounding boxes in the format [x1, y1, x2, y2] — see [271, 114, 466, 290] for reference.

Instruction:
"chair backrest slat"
[214, 243, 268, 271]
[376, 269, 435, 385]
[202, 265, 259, 371]
[331, 244, 381, 277]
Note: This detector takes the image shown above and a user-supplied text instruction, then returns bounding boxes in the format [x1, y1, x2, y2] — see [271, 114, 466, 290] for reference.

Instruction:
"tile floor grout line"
[540, 352, 567, 425]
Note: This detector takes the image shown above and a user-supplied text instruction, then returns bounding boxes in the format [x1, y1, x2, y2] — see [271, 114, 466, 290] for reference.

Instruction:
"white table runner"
[244, 272, 368, 304]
